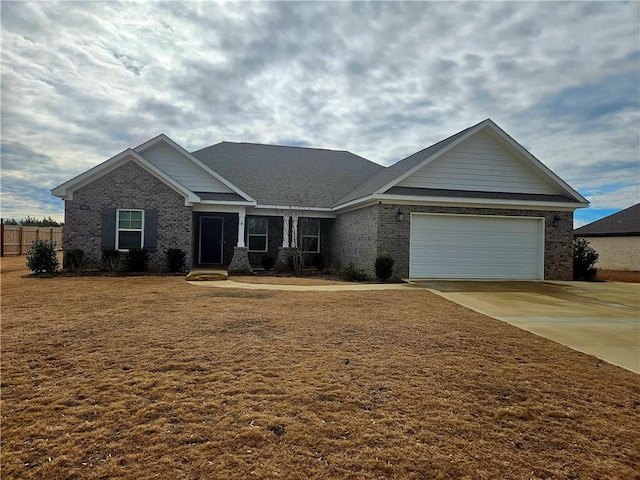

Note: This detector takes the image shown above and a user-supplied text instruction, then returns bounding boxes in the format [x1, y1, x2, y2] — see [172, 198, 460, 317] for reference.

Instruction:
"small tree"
[573, 238, 599, 281]
[26, 239, 59, 274]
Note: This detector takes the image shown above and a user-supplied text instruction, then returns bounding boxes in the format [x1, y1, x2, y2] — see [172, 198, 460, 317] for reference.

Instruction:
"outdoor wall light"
[396, 209, 404, 221]
[552, 215, 562, 227]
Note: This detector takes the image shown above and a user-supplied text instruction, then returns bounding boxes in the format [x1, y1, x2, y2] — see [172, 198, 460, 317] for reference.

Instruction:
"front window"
[248, 217, 268, 252]
[117, 209, 144, 250]
[299, 218, 320, 253]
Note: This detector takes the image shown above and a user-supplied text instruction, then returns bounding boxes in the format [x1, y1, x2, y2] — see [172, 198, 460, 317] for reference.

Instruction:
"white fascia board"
[51, 149, 200, 206]
[134, 134, 257, 203]
[253, 204, 334, 212]
[374, 194, 587, 211]
[199, 200, 256, 206]
[193, 204, 248, 214]
[247, 206, 337, 218]
[333, 193, 587, 212]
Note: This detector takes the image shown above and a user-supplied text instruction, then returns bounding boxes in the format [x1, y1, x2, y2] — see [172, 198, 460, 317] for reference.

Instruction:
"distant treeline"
[2, 216, 63, 227]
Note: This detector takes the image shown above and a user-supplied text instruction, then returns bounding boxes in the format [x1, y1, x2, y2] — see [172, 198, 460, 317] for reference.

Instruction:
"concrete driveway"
[412, 280, 640, 373]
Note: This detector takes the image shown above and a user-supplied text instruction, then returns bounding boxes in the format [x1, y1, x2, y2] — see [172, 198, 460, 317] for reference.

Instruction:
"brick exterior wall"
[63, 161, 192, 269]
[331, 203, 573, 280]
[330, 205, 378, 275]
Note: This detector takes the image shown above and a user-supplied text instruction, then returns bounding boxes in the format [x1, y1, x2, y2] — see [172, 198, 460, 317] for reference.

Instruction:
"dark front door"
[199, 216, 223, 264]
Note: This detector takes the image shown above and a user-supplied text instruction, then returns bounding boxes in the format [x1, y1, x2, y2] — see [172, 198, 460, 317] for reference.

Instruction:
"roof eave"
[333, 193, 588, 212]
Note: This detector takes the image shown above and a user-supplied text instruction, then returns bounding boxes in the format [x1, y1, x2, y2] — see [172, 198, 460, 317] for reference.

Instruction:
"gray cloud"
[1, 0, 638, 225]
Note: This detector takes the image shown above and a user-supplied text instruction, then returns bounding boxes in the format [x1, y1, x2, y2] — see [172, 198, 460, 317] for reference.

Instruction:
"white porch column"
[290, 213, 299, 248]
[282, 214, 290, 247]
[237, 209, 246, 247]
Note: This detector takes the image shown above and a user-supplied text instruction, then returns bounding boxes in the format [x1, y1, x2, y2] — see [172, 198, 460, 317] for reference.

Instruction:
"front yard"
[1, 255, 638, 479]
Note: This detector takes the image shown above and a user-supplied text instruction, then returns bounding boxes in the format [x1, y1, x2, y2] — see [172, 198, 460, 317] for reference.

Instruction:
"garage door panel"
[410, 214, 543, 279]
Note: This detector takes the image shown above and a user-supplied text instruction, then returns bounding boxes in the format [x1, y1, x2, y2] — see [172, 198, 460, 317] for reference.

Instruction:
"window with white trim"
[299, 218, 320, 253]
[248, 217, 268, 252]
[116, 209, 144, 250]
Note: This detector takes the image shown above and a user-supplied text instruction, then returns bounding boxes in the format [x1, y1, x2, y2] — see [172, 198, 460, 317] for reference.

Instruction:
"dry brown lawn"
[1, 256, 639, 479]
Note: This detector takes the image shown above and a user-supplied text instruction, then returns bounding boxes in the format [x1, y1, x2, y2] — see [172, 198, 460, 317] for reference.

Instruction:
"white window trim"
[116, 209, 145, 251]
[300, 218, 320, 253]
[247, 217, 268, 252]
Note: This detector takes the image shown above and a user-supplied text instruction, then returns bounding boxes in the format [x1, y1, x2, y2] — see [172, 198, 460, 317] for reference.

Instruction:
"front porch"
[192, 209, 333, 273]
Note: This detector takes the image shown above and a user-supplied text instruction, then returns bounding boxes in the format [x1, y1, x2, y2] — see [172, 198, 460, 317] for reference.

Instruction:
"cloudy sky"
[1, 1, 638, 227]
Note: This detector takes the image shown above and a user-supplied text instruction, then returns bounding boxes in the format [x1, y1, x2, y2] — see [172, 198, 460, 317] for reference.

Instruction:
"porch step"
[185, 269, 229, 282]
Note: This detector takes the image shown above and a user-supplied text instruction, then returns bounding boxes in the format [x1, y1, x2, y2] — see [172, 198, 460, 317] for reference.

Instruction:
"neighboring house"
[51, 119, 588, 280]
[574, 203, 640, 271]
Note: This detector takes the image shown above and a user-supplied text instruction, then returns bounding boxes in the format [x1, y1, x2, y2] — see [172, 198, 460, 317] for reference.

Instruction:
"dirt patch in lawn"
[2, 255, 639, 479]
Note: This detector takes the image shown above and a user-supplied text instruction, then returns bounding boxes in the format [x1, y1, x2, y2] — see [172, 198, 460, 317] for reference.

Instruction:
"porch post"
[282, 214, 290, 247]
[228, 208, 252, 274]
[275, 212, 298, 272]
[237, 212, 246, 248]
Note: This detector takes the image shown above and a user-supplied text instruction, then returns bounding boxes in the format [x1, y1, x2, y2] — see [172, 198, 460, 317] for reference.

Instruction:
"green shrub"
[64, 248, 85, 273]
[26, 239, 59, 274]
[166, 248, 187, 273]
[261, 255, 275, 271]
[374, 254, 394, 282]
[573, 238, 599, 281]
[125, 248, 149, 272]
[311, 254, 325, 271]
[101, 249, 121, 273]
[340, 262, 369, 282]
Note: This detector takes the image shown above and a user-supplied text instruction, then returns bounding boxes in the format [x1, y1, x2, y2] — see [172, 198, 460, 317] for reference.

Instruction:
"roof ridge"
[199, 140, 354, 155]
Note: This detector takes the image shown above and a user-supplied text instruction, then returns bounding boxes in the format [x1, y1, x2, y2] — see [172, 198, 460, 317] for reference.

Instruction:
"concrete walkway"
[413, 280, 640, 374]
[187, 279, 411, 291]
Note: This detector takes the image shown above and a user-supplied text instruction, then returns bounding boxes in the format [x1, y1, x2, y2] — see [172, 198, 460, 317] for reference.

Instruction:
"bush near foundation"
[64, 248, 85, 273]
[375, 255, 394, 282]
[101, 250, 121, 273]
[340, 262, 369, 282]
[166, 248, 187, 273]
[125, 248, 149, 272]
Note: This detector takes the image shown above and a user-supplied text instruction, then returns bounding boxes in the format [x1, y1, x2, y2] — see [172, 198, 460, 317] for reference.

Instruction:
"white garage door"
[410, 214, 544, 279]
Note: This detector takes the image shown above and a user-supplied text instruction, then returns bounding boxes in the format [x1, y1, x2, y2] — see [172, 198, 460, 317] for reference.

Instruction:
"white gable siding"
[397, 131, 560, 195]
[140, 143, 234, 193]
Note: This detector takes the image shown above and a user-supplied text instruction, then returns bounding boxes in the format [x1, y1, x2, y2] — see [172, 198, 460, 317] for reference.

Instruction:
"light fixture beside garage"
[553, 215, 562, 227]
[396, 209, 404, 221]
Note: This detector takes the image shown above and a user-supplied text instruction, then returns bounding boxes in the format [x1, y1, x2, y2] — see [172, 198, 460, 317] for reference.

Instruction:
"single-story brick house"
[574, 203, 640, 271]
[52, 119, 588, 279]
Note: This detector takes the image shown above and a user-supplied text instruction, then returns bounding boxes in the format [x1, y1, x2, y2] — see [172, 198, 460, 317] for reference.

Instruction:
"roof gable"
[135, 134, 255, 202]
[574, 203, 640, 236]
[191, 142, 383, 208]
[397, 129, 560, 195]
[335, 119, 588, 207]
[51, 148, 199, 205]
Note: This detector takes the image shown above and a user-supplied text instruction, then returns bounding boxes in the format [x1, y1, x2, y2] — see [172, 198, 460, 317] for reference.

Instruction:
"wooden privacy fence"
[1, 225, 63, 256]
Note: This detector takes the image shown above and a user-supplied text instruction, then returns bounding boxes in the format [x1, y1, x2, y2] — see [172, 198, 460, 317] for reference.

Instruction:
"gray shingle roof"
[191, 142, 383, 208]
[574, 203, 640, 236]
